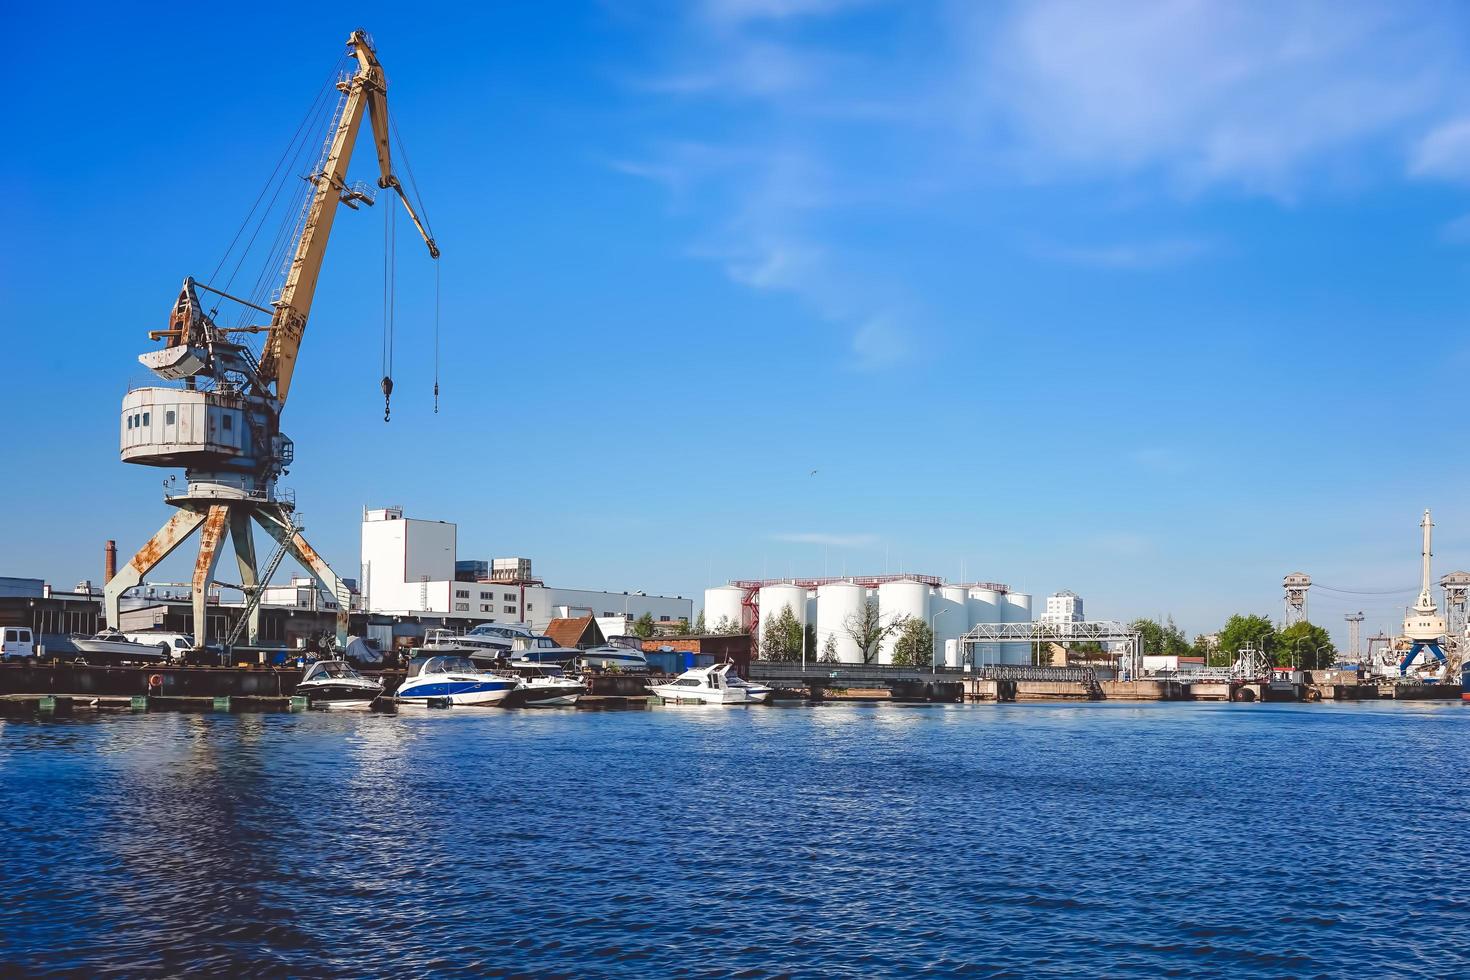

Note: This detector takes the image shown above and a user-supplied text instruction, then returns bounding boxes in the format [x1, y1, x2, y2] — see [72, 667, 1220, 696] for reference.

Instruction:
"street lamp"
[930, 607, 948, 675]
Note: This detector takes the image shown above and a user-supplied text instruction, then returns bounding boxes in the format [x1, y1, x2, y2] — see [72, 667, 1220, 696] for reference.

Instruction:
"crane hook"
[381, 375, 394, 422]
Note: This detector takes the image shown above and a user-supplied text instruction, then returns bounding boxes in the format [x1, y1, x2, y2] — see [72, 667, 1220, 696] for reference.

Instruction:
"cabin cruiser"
[648, 663, 772, 704]
[579, 635, 650, 672]
[71, 629, 172, 664]
[504, 663, 586, 708]
[296, 659, 383, 709]
[396, 655, 518, 706]
[498, 634, 582, 668]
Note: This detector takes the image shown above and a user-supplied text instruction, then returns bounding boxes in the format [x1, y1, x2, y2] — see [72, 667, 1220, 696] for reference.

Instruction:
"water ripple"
[1, 702, 1468, 976]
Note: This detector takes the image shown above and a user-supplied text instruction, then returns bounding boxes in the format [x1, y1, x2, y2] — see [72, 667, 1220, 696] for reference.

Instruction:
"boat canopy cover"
[341, 635, 382, 665]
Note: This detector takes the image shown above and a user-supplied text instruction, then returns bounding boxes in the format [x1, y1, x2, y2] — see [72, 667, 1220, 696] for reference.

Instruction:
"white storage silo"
[967, 587, 1004, 666]
[934, 585, 968, 668]
[876, 579, 930, 665]
[1001, 591, 1033, 665]
[816, 581, 866, 664]
[757, 583, 809, 641]
[703, 585, 747, 634]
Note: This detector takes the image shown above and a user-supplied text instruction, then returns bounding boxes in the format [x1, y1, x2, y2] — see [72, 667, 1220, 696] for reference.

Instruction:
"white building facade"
[359, 507, 690, 631]
[1039, 590, 1084, 631]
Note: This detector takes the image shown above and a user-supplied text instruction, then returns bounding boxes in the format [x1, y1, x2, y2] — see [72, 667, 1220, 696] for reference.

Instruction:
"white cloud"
[771, 531, 880, 548]
[1411, 118, 1470, 182]
[981, 0, 1466, 194]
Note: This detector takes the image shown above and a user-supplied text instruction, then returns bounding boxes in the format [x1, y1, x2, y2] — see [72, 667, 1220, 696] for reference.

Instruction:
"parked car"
[2, 627, 36, 661]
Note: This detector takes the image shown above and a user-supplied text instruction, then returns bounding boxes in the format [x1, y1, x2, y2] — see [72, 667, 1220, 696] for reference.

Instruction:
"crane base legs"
[103, 499, 351, 650]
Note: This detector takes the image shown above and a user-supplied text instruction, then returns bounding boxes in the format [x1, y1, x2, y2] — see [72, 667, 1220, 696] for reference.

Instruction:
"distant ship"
[1462, 662, 1469, 702]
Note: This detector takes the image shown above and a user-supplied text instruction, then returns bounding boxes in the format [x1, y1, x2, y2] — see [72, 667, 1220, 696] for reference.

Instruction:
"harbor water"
[2, 701, 1467, 976]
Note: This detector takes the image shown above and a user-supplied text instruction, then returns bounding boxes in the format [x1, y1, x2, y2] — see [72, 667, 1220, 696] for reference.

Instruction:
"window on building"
[165, 410, 175, 425]
[525, 604, 533, 611]
[480, 603, 491, 612]
[602, 611, 614, 617]
[503, 593, 515, 601]
[222, 415, 233, 431]
[480, 592, 491, 600]
[455, 589, 469, 599]
[659, 616, 671, 622]
[454, 602, 469, 611]
[503, 605, 516, 614]
[141, 412, 150, 426]
[126, 416, 133, 430]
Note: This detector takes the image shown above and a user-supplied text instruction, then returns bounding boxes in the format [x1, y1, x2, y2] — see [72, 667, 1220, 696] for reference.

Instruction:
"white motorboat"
[649, 663, 772, 704]
[396, 655, 518, 706]
[504, 663, 586, 708]
[296, 659, 383, 709]
[580, 635, 650, 672]
[71, 629, 171, 664]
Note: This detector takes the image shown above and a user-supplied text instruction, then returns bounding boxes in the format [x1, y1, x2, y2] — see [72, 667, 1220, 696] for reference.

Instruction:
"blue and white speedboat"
[396, 655, 517, 706]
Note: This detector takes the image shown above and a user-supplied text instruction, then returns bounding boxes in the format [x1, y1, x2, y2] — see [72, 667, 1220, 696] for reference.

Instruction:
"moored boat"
[296, 659, 383, 709]
[396, 655, 518, 706]
[504, 663, 586, 707]
[649, 663, 771, 704]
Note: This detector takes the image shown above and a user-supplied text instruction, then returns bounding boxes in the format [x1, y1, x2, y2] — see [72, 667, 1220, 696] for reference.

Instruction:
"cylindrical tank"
[967, 587, 1004, 666]
[816, 581, 866, 664]
[757, 583, 808, 642]
[877, 579, 930, 665]
[1001, 591, 1033, 665]
[703, 585, 747, 634]
[934, 585, 968, 668]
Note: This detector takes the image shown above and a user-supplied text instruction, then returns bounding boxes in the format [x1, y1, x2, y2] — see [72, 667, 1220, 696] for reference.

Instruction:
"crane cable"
[434, 258, 440, 414]
[382, 189, 396, 422]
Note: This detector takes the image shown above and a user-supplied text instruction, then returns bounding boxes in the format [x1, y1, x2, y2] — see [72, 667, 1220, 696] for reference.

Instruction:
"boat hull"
[397, 678, 516, 706]
[298, 682, 382, 710]
[509, 683, 585, 708]
[71, 639, 169, 664]
[649, 685, 751, 704]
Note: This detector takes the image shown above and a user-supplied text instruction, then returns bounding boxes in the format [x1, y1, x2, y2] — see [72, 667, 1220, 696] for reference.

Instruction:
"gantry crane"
[105, 30, 438, 649]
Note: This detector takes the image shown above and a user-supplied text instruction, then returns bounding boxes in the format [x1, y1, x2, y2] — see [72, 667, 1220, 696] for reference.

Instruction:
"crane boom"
[257, 29, 439, 405]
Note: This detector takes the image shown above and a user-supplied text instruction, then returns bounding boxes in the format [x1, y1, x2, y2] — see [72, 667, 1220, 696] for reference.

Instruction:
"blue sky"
[5, 0, 1470, 647]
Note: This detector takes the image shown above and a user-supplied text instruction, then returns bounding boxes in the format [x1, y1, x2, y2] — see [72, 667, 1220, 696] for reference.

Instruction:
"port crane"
[105, 29, 438, 649]
[1399, 509, 1449, 678]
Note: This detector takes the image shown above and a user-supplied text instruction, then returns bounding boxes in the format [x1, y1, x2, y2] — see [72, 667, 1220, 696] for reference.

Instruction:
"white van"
[2, 627, 35, 660]
[121, 632, 195, 660]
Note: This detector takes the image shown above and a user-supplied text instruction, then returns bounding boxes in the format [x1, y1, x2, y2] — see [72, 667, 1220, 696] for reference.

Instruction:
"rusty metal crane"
[105, 29, 438, 650]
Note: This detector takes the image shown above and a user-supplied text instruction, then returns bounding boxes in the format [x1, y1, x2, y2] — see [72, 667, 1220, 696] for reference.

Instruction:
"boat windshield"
[303, 661, 361, 682]
[533, 637, 559, 649]
[427, 656, 478, 674]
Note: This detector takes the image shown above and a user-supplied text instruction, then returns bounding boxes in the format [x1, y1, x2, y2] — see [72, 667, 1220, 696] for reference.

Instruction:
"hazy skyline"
[6, 0, 1470, 648]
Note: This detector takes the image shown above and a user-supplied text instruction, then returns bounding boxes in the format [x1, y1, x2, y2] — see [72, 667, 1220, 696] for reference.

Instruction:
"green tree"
[891, 616, 935, 667]
[843, 599, 897, 664]
[711, 615, 739, 634]
[631, 612, 656, 639]
[1217, 614, 1277, 666]
[819, 634, 840, 663]
[760, 607, 803, 662]
[692, 610, 706, 634]
[804, 622, 817, 660]
[1277, 621, 1336, 670]
[1131, 617, 1191, 658]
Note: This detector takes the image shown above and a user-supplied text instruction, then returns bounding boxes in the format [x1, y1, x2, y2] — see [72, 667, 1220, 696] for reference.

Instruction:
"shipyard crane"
[105, 29, 438, 649]
[1399, 509, 1448, 678]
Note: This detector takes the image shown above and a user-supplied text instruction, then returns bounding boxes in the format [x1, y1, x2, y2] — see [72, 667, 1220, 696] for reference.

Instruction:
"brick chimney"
[105, 540, 118, 583]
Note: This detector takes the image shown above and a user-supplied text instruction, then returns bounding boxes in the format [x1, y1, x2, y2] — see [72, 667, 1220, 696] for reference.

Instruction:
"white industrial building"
[359, 507, 691, 632]
[1039, 590, 1084, 631]
[704, 576, 1034, 667]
